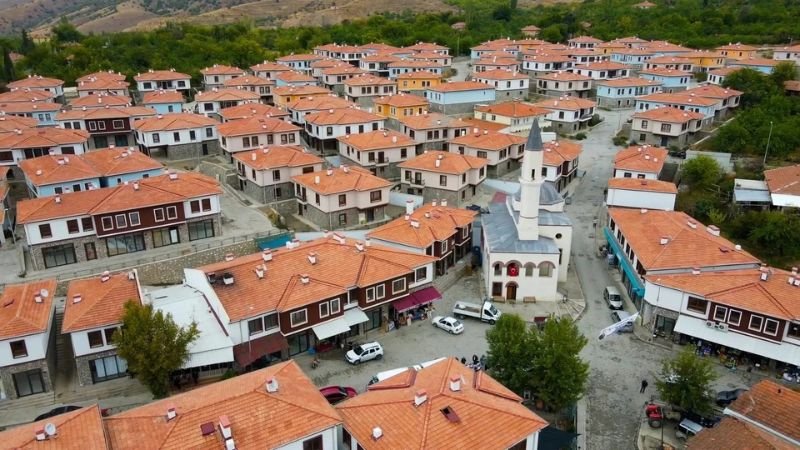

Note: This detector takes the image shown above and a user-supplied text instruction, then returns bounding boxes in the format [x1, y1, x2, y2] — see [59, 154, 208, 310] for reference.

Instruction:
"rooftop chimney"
[432, 199, 438, 207]
[219, 415, 232, 439]
[440, 199, 448, 207]
[261, 250, 272, 262]
[254, 266, 265, 279]
[72, 294, 82, 304]
[307, 252, 317, 264]
[410, 219, 420, 228]
[691, 267, 701, 275]
[101, 270, 111, 282]
[372, 427, 383, 441]
[166, 405, 177, 421]
[687, 219, 697, 229]
[365, 237, 371, 247]
[449, 375, 461, 392]
[414, 389, 428, 406]
[314, 175, 320, 184]
[706, 225, 720, 236]
[355, 241, 365, 252]
[300, 274, 310, 284]
[659, 236, 669, 245]
[54, 195, 62, 204]
[36, 428, 46, 441]
[266, 377, 279, 393]
[34, 293, 42, 303]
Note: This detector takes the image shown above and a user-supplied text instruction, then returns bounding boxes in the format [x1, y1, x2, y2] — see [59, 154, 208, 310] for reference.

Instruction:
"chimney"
[251, 152, 257, 161]
[404, 214, 410, 221]
[706, 225, 720, 237]
[432, 199, 438, 207]
[133, 181, 139, 191]
[333, 233, 346, 244]
[326, 168, 333, 176]
[166, 405, 177, 421]
[640, 208, 648, 214]
[254, 266, 264, 279]
[410, 219, 420, 228]
[219, 415, 232, 439]
[687, 219, 697, 229]
[72, 294, 82, 304]
[760, 269, 770, 281]
[659, 236, 669, 245]
[372, 427, 383, 441]
[449, 375, 461, 392]
[261, 250, 273, 262]
[307, 252, 317, 264]
[300, 274, 310, 284]
[36, 428, 46, 441]
[365, 237, 371, 247]
[34, 293, 43, 303]
[101, 270, 111, 282]
[355, 241, 365, 252]
[225, 253, 235, 262]
[314, 175, 320, 184]
[435, 159, 441, 168]
[266, 377, 279, 393]
[169, 171, 178, 180]
[414, 389, 428, 406]
[406, 199, 415, 215]
[440, 199, 447, 207]
[691, 267, 701, 275]
[54, 195, 62, 204]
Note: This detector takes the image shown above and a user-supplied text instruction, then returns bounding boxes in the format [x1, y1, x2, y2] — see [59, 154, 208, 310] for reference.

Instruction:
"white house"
[200, 65, 246, 90]
[134, 69, 191, 93]
[765, 165, 800, 209]
[606, 178, 677, 211]
[217, 117, 302, 161]
[232, 145, 323, 203]
[134, 113, 220, 160]
[398, 150, 488, 205]
[472, 69, 529, 99]
[532, 97, 597, 132]
[303, 108, 385, 154]
[448, 129, 526, 177]
[194, 88, 261, 118]
[337, 129, 416, 179]
[630, 107, 705, 148]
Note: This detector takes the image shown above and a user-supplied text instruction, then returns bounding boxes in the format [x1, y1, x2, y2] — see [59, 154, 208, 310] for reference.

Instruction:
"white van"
[367, 357, 448, 386]
[604, 286, 623, 310]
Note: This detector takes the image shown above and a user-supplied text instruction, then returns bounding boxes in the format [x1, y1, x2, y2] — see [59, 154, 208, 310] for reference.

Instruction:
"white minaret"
[517, 120, 544, 241]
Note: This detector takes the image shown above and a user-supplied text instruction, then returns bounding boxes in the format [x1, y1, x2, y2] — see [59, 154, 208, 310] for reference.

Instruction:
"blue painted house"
[141, 90, 186, 115]
[728, 58, 779, 74]
[638, 68, 691, 93]
[595, 78, 662, 109]
[424, 81, 496, 114]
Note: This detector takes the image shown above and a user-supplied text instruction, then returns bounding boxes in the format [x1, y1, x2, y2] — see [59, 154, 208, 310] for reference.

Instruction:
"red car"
[319, 386, 357, 404]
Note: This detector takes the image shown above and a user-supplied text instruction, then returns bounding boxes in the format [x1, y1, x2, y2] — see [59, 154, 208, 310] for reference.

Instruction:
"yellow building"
[716, 43, 758, 61]
[272, 85, 331, 107]
[396, 70, 443, 93]
[683, 51, 726, 72]
[373, 93, 430, 120]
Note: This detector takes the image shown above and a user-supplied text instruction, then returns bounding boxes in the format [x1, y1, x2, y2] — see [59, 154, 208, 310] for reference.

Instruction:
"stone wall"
[300, 204, 386, 231]
[134, 238, 259, 285]
[242, 179, 295, 204]
[597, 96, 637, 109]
[166, 140, 221, 160]
[489, 158, 519, 178]
[74, 348, 119, 387]
[198, 160, 237, 189]
[416, 185, 478, 206]
[428, 101, 486, 115]
[0, 359, 53, 400]
[495, 89, 528, 100]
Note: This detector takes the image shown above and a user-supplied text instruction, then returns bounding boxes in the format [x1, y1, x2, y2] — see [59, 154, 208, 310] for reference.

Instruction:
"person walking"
[640, 379, 648, 393]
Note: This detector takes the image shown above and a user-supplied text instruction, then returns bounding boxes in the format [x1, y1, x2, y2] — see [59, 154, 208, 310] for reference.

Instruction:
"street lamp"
[762, 121, 774, 167]
[3, 208, 14, 246]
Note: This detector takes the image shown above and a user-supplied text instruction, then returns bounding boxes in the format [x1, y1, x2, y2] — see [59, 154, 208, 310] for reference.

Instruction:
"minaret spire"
[517, 120, 544, 240]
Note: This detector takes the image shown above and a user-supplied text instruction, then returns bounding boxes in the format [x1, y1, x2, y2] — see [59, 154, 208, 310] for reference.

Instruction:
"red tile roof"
[275, 71, 317, 83]
[56, 106, 156, 121]
[134, 69, 191, 82]
[576, 61, 629, 71]
[200, 64, 246, 76]
[217, 116, 300, 137]
[687, 416, 796, 450]
[133, 113, 217, 132]
[474, 69, 527, 81]
[223, 75, 275, 89]
[398, 150, 487, 175]
[607, 178, 677, 194]
[77, 71, 126, 83]
[344, 73, 397, 87]
[277, 53, 323, 62]
[219, 103, 289, 121]
[141, 90, 185, 105]
[80, 146, 163, 176]
[0, 114, 38, 134]
[0, 89, 55, 103]
[537, 71, 593, 82]
[0, 279, 57, 340]
[396, 70, 442, 80]
[304, 108, 383, 126]
[194, 88, 261, 103]
[399, 112, 454, 130]
[373, 94, 429, 108]
[293, 166, 391, 195]
[475, 101, 551, 118]
[726, 380, 800, 442]
[543, 140, 582, 166]
[77, 77, 130, 91]
[273, 85, 331, 97]
[0, 101, 62, 114]
[450, 129, 526, 151]
[337, 358, 548, 450]
[19, 154, 101, 186]
[0, 128, 89, 150]
[613, 145, 668, 174]
[0, 405, 107, 450]
[233, 145, 323, 170]
[368, 204, 476, 248]
[8, 75, 64, 89]
[633, 106, 705, 123]
[63, 271, 142, 333]
[68, 93, 132, 109]
[764, 164, 800, 196]
[685, 84, 743, 99]
[533, 96, 597, 111]
[337, 129, 415, 151]
[638, 92, 719, 107]
[250, 61, 292, 72]
[286, 95, 355, 113]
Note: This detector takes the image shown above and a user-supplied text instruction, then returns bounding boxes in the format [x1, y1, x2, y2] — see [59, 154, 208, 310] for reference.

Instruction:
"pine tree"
[2, 47, 15, 83]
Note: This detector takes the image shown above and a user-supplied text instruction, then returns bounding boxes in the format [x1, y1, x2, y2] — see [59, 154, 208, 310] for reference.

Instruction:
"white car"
[345, 342, 384, 365]
[431, 316, 464, 334]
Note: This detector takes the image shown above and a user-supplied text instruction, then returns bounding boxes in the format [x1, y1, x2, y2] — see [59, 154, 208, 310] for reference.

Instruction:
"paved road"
[450, 57, 471, 82]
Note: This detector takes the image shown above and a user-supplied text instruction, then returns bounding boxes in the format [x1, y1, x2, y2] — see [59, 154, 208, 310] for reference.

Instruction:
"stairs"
[53, 309, 71, 373]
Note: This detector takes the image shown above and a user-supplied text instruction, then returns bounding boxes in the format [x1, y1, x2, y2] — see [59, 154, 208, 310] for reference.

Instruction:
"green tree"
[52, 18, 84, 45]
[681, 155, 722, 188]
[723, 68, 778, 108]
[656, 347, 717, 415]
[486, 314, 533, 394]
[770, 61, 798, 87]
[528, 317, 589, 411]
[2, 47, 15, 83]
[113, 301, 199, 398]
[20, 29, 34, 55]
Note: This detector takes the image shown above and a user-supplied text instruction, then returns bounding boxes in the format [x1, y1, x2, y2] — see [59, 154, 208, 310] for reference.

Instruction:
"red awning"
[233, 333, 288, 367]
[393, 287, 442, 313]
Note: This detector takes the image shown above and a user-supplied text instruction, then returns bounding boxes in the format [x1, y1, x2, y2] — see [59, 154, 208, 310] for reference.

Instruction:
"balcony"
[407, 178, 425, 187]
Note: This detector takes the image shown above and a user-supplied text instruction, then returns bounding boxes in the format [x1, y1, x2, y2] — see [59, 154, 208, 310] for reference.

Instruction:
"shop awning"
[674, 315, 800, 366]
[393, 287, 443, 313]
[233, 333, 287, 367]
[603, 227, 645, 296]
[312, 317, 351, 340]
[344, 308, 369, 326]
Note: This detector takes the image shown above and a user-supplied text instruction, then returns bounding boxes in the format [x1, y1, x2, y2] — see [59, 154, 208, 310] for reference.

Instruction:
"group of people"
[460, 354, 487, 371]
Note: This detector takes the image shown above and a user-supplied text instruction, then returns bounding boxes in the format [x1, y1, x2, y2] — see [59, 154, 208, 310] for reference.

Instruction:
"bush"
[574, 132, 587, 140]
[588, 114, 603, 126]
[694, 72, 708, 82]
[221, 368, 238, 380]
[613, 135, 628, 146]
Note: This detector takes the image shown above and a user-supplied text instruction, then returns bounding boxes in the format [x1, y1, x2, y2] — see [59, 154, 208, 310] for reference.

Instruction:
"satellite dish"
[40, 289, 49, 298]
[44, 423, 57, 436]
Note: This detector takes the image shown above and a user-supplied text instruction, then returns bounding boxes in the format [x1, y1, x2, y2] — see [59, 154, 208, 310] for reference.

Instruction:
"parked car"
[345, 341, 384, 365]
[34, 405, 82, 421]
[432, 316, 464, 334]
[319, 386, 357, 405]
[453, 300, 502, 324]
[610, 310, 634, 333]
[682, 411, 721, 428]
[715, 388, 748, 407]
[604, 286, 623, 310]
[465, 204, 489, 214]
[675, 418, 703, 440]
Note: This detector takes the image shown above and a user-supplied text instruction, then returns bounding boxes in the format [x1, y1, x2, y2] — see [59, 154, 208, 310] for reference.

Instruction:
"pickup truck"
[453, 300, 502, 324]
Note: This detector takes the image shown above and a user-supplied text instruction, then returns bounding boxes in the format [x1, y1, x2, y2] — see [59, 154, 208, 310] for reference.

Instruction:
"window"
[112, 119, 124, 129]
[39, 224, 52, 238]
[539, 263, 553, 277]
[330, 298, 341, 314]
[764, 318, 779, 336]
[113, 214, 126, 228]
[190, 200, 200, 214]
[477, 151, 488, 159]
[376, 285, 385, 299]
[687, 297, 708, 314]
[370, 190, 382, 202]
[10, 340, 27, 358]
[81, 217, 94, 231]
[392, 278, 406, 294]
[401, 148, 407, 158]
[727, 310, 742, 326]
[43, 244, 77, 268]
[415, 266, 428, 282]
[272, 170, 281, 181]
[439, 175, 447, 187]
[319, 302, 330, 318]
[188, 219, 215, 241]
[366, 287, 376, 303]
[154, 208, 165, 222]
[88, 121, 97, 131]
[88, 330, 104, 348]
[788, 323, 800, 339]
[152, 227, 179, 247]
[201, 198, 212, 212]
[65, 219, 79, 234]
[205, 127, 213, 138]
[302, 435, 323, 450]
[339, 213, 347, 226]
[290, 309, 308, 327]
[315, 193, 320, 205]
[128, 212, 141, 227]
[152, 133, 160, 143]
[166, 206, 178, 220]
[748, 315, 763, 332]
[660, 123, 672, 133]
[89, 355, 127, 383]
[106, 233, 146, 257]
[248, 317, 264, 335]
[326, 127, 333, 136]
[713, 306, 727, 322]
[339, 194, 346, 207]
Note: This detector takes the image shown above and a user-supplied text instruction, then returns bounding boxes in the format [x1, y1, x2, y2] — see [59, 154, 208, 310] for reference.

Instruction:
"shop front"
[603, 227, 645, 307]
[233, 332, 288, 369]
[390, 287, 443, 327]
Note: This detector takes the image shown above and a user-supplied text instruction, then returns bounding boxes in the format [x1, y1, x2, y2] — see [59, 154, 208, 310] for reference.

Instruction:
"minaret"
[517, 119, 544, 240]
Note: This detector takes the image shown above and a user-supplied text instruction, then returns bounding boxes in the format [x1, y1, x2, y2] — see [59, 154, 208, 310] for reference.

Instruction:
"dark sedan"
[319, 386, 357, 405]
[716, 388, 748, 407]
[682, 411, 721, 428]
[34, 405, 82, 421]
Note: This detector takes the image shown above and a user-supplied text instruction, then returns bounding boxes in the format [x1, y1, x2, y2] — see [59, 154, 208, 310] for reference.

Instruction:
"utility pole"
[762, 121, 773, 167]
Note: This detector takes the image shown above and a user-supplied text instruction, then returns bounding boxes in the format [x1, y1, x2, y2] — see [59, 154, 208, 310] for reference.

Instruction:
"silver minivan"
[610, 310, 634, 333]
[604, 286, 623, 310]
[675, 418, 703, 440]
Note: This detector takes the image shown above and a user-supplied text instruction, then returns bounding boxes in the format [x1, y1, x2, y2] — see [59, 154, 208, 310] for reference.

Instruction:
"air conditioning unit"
[716, 323, 729, 332]
[705, 320, 715, 328]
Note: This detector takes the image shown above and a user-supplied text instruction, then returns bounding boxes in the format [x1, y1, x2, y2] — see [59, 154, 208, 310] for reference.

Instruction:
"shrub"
[588, 114, 603, 126]
[574, 132, 587, 140]
[613, 135, 628, 146]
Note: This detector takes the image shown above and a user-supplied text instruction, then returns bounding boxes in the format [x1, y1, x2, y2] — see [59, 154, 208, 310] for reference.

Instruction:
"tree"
[770, 61, 797, 87]
[486, 314, 533, 394]
[113, 301, 199, 398]
[52, 18, 84, 45]
[723, 67, 778, 108]
[681, 155, 722, 188]
[2, 47, 15, 83]
[528, 317, 589, 411]
[656, 347, 717, 415]
[20, 29, 34, 55]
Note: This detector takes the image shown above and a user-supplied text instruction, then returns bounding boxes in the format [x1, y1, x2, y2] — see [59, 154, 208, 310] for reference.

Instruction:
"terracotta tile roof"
[63, 271, 141, 333]
[409, 51, 450, 60]
[647, 56, 693, 65]
[200, 237, 436, 318]
[77, 71, 126, 83]
[611, 47, 656, 56]
[543, 140, 582, 166]
[764, 164, 800, 196]
[133, 112, 217, 132]
[576, 61, 629, 71]
[0, 405, 107, 449]
[397, 70, 442, 80]
[533, 96, 597, 111]
[475, 101, 550, 118]
[373, 94, 429, 108]
[785, 80, 800, 92]
[200, 64, 246, 76]
[0, 128, 89, 150]
[475, 57, 519, 67]
[277, 53, 322, 62]
[368, 204, 476, 248]
[275, 71, 317, 83]
[709, 67, 742, 77]
[686, 416, 796, 450]
[398, 150, 486, 175]
[537, 71, 592, 82]
[0, 89, 55, 103]
[640, 41, 693, 53]
[337, 129, 415, 151]
[233, 145, 323, 170]
[337, 358, 548, 450]
[322, 64, 365, 76]
[638, 92, 719, 107]
[219, 103, 289, 121]
[104, 361, 342, 449]
[523, 53, 573, 63]
[607, 208, 760, 271]
[458, 118, 508, 132]
[68, 93, 132, 109]
[17, 172, 220, 223]
[56, 106, 156, 121]
[141, 90, 185, 105]
[273, 85, 331, 97]
[286, 95, 355, 113]
[316, 43, 362, 53]
[304, 108, 383, 126]
[450, 129, 525, 151]
[613, 145, 668, 173]
[0, 279, 57, 340]
[730, 57, 778, 67]
[80, 146, 163, 176]
[223, 75, 274, 88]
[607, 178, 677, 194]
[727, 380, 800, 442]
[522, 25, 540, 32]
[428, 81, 494, 93]
[404, 42, 449, 52]
[388, 60, 444, 69]
[685, 84, 743, 99]
[194, 88, 261, 102]
[597, 77, 661, 87]
[134, 69, 191, 82]
[77, 77, 130, 91]
[0, 101, 62, 114]
[474, 69, 527, 80]
[569, 35, 603, 44]
[310, 58, 342, 69]
[638, 68, 692, 77]
[0, 114, 38, 134]
[217, 116, 300, 137]
[293, 165, 391, 195]
[359, 53, 401, 64]
[250, 61, 291, 72]
[399, 112, 455, 130]
[360, 43, 401, 53]
[633, 106, 705, 123]
[19, 154, 101, 186]
[344, 74, 396, 87]
[8, 75, 64, 89]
